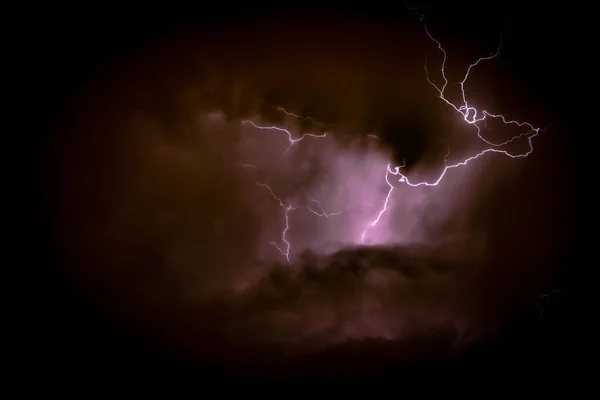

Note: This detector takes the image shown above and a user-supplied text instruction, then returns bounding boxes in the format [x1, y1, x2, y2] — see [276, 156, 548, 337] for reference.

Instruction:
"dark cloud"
[44, 8, 574, 380]
[106, 243, 471, 379]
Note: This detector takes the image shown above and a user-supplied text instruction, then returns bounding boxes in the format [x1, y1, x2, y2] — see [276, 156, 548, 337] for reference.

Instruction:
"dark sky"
[33, 2, 587, 387]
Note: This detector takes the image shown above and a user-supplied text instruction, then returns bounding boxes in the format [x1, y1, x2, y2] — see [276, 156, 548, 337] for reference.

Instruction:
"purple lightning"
[256, 182, 298, 264]
[358, 5, 545, 242]
[240, 117, 342, 264]
[237, 6, 545, 262]
[276, 106, 334, 130]
[306, 196, 343, 218]
[240, 120, 329, 157]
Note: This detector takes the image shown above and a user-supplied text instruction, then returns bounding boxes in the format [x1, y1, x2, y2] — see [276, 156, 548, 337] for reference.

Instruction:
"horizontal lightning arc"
[241, 120, 329, 158]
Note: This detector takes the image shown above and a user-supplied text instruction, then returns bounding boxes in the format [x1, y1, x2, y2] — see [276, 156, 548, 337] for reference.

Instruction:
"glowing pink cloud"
[222, 6, 545, 265]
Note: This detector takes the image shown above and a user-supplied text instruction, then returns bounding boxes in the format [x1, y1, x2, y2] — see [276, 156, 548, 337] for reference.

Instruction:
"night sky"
[33, 2, 586, 387]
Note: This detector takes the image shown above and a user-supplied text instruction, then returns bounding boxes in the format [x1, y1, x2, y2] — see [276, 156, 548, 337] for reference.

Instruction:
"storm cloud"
[44, 11, 573, 376]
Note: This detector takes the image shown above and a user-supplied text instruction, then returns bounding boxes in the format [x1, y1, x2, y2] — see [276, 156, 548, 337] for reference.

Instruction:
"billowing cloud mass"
[45, 12, 573, 377]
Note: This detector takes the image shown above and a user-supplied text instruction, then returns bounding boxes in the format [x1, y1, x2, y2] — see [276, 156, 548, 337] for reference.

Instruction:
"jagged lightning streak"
[240, 119, 329, 158]
[306, 196, 343, 218]
[276, 106, 334, 130]
[241, 162, 294, 263]
[240, 113, 341, 263]
[360, 4, 545, 243]
[359, 169, 396, 244]
[405, 3, 542, 176]
[256, 181, 298, 264]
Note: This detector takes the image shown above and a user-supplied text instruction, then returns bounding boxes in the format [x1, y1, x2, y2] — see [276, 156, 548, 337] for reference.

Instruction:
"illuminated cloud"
[45, 6, 573, 376]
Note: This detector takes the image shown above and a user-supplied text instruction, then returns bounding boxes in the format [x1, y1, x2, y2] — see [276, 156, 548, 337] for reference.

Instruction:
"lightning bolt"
[240, 113, 342, 264]
[359, 170, 395, 244]
[240, 119, 329, 158]
[256, 182, 298, 264]
[237, 5, 546, 261]
[306, 196, 343, 218]
[359, 4, 546, 243]
[276, 106, 335, 130]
